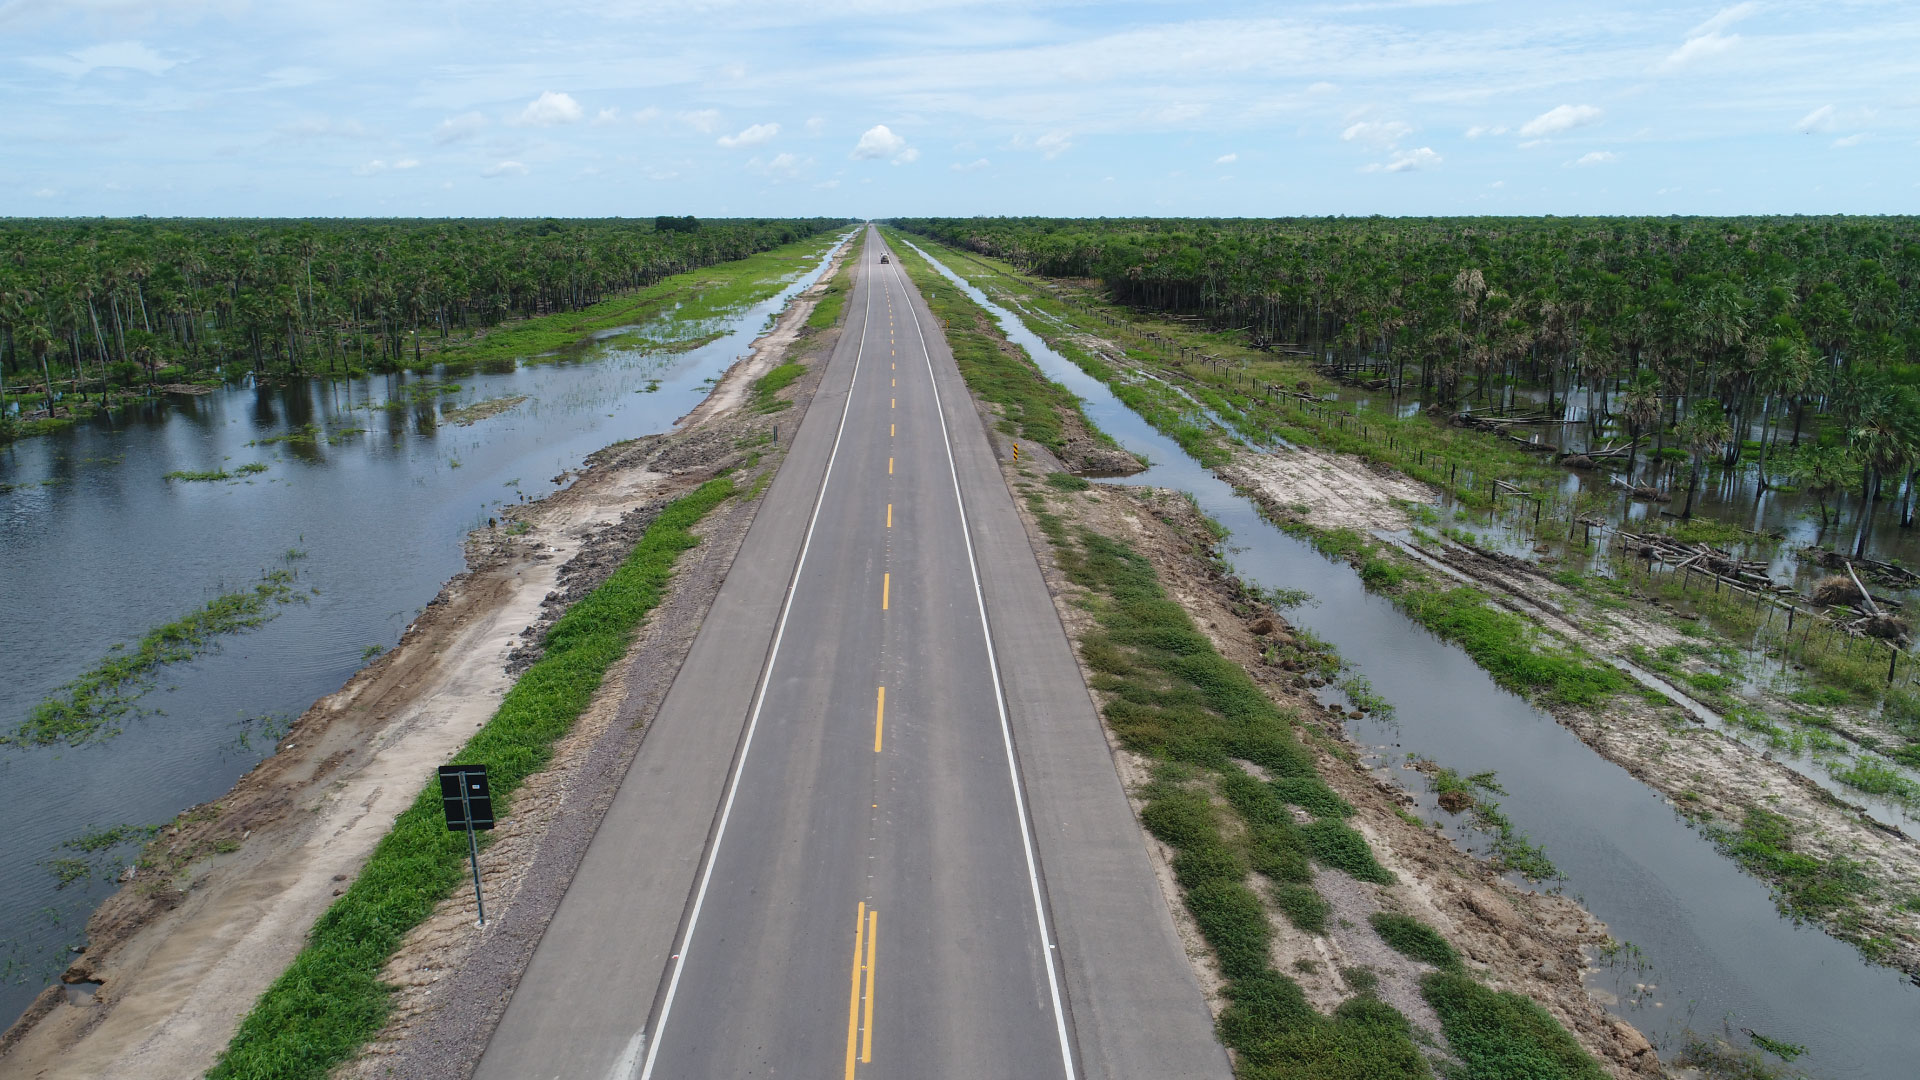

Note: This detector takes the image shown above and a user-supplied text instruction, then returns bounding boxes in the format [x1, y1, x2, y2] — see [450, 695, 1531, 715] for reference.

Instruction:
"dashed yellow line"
[888, 456, 893, 475]
[882, 572, 890, 611]
[874, 686, 885, 752]
[886, 503, 892, 528]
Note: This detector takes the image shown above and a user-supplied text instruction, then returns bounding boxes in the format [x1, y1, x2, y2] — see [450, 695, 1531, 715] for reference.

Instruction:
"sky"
[1, 0, 1916, 218]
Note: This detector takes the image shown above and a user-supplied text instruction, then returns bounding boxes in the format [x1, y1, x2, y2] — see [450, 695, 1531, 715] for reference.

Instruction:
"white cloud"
[1035, 129, 1073, 159]
[1518, 104, 1602, 138]
[1214, 153, 1238, 164]
[393, 158, 419, 169]
[631, 106, 661, 125]
[26, 40, 176, 78]
[1362, 147, 1440, 173]
[1306, 82, 1336, 95]
[1662, 32, 1739, 68]
[513, 91, 582, 127]
[718, 122, 780, 148]
[805, 116, 826, 136]
[852, 123, 908, 160]
[354, 159, 387, 176]
[434, 111, 488, 144]
[1465, 125, 1509, 139]
[1341, 120, 1412, 147]
[481, 160, 528, 177]
[748, 152, 811, 181]
[1832, 133, 1868, 148]
[32, 187, 57, 198]
[1796, 105, 1835, 132]
[815, 178, 840, 189]
[1570, 150, 1618, 167]
[592, 108, 621, 126]
[951, 157, 991, 172]
[679, 109, 722, 133]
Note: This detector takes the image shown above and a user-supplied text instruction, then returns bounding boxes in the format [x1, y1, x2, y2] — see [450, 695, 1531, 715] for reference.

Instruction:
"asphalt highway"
[474, 227, 1226, 1080]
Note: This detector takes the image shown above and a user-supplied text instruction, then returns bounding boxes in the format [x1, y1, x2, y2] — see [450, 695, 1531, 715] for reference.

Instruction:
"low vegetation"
[7, 570, 300, 747]
[209, 477, 734, 1080]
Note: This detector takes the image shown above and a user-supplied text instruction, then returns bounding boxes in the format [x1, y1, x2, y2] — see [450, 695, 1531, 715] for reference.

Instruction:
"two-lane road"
[475, 228, 1225, 1080]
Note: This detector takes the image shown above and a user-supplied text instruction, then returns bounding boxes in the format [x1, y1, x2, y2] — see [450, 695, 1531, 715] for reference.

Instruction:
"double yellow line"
[844, 901, 878, 1078]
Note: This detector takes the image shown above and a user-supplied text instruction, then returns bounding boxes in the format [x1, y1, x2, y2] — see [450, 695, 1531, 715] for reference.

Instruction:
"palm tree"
[1619, 370, 1662, 481]
[1675, 400, 1731, 519]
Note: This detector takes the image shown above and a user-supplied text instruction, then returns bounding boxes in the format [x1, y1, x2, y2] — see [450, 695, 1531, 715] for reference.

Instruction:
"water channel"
[0, 234, 850, 1024]
[907, 238, 1918, 1079]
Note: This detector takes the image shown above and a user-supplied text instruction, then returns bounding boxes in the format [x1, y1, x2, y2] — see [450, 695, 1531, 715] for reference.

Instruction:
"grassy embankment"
[207, 478, 734, 1080]
[6, 570, 301, 747]
[903, 234, 1905, 965]
[428, 232, 846, 372]
[905, 233, 1606, 1075]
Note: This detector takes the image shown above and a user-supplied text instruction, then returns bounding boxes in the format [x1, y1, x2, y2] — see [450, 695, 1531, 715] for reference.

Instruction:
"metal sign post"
[438, 764, 495, 926]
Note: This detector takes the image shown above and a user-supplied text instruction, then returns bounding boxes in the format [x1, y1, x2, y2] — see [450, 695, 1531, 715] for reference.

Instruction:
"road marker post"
[439, 763, 495, 926]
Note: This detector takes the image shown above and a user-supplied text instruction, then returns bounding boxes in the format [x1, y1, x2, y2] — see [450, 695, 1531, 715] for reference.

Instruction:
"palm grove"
[893, 216, 1920, 551]
[0, 216, 842, 438]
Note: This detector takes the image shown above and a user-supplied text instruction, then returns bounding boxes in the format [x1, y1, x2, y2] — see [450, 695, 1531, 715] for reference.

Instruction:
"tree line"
[1, 216, 845, 402]
[891, 216, 1920, 546]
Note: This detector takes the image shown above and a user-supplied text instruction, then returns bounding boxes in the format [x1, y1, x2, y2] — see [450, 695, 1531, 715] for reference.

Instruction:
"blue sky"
[2, 0, 1915, 217]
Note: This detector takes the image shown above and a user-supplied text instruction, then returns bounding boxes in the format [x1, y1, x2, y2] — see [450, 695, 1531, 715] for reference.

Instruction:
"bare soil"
[0, 246, 854, 1080]
[996, 435, 1657, 1077]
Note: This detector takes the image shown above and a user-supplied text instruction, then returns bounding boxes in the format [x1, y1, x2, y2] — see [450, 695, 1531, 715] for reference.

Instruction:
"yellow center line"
[862, 908, 878, 1063]
[886, 503, 892, 527]
[882, 572, 890, 610]
[889, 423, 894, 436]
[845, 902, 867, 1079]
[891, 378, 896, 387]
[890, 398, 895, 409]
[874, 686, 885, 752]
[888, 456, 893, 475]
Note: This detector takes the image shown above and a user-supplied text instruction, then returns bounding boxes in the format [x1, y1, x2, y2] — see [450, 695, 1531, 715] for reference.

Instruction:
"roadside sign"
[439, 763, 493, 925]
[439, 764, 494, 831]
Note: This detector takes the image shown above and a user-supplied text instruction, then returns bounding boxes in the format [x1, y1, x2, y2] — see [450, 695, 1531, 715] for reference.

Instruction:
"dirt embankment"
[0, 246, 855, 1080]
[1224, 444, 1920, 978]
[996, 437, 1655, 1077]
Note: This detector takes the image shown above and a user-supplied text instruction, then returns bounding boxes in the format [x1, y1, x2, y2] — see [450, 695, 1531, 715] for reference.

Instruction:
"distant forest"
[0, 216, 844, 395]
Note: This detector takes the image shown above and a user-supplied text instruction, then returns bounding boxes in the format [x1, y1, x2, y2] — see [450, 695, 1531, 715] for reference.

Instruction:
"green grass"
[208, 478, 735, 1080]
[1370, 912, 1460, 968]
[1711, 807, 1873, 930]
[806, 245, 857, 330]
[1420, 970, 1609, 1080]
[7, 571, 298, 746]
[164, 468, 231, 482]
[1395, 586, 1625, 707]
[1046, 471, 1092, 491]
[750, 362, 806, 413]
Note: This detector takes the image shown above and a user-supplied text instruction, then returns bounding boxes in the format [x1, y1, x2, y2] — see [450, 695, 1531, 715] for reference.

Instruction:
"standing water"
[905, 239, 1918, 1079]
[0, 235, 850, 1024]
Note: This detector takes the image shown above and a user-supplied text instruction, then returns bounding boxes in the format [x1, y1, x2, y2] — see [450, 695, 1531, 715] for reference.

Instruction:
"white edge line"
[635, 232, 872, 1080]
[884, 235, 1079, 1080]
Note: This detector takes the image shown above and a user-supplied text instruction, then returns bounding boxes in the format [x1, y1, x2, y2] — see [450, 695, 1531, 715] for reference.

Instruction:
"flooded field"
[0, 236, 848, 1023]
